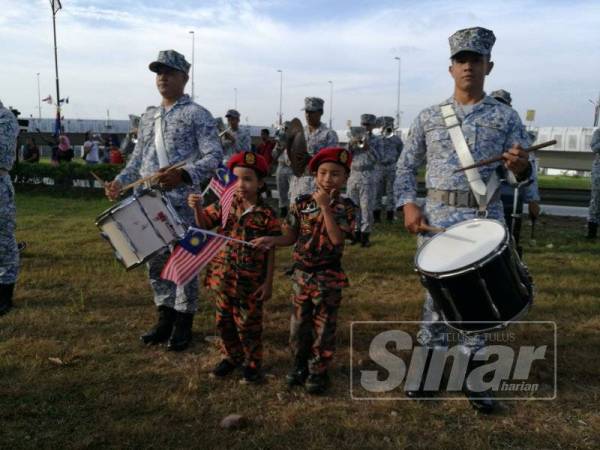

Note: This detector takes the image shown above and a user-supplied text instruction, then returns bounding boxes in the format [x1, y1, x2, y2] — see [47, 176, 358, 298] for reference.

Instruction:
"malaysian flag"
[161, 228, 227, 286]
[207, 165, 238, 227]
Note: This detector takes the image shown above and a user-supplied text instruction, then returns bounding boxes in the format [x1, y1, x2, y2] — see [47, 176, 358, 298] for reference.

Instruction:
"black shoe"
[0, 283, 15, 316]
[350, 231, 362, 246]
[279, 207, 288, 218]
[241, 365, 261, 384]
[587, 222, 598, 239]
[374, 210, 382, 223]
[17, 241, 27, 252]
[361, 232, 371, 248]
[213, 359, 238, 377]
[166, 312, 194, 351]
[140, 306, 176, 345]
[386, 211, 395, 222]
[306, 372, 330, 395]
[286, 360, 309, 387]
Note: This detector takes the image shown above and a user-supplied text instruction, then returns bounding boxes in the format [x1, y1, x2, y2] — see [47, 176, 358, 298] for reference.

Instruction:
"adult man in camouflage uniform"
[394, 27, 534, 413]
[274, 140, 294, 217]
[221, 109, 252, 163]
[0, 102, 20, 316]
[588, 128, 600, 238]
[347, 113, 383, 247]
[374, 116, 403, 222]
[288, 97, 338, 201]
[105, 50, 222, 351]
[490, 89, 541, 253]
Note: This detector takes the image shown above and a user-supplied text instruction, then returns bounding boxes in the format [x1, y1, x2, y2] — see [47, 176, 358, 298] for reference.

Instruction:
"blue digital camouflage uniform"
[115, 94, 223, 314]
[375, 133, 403, 212]
[0, 102, 20, 285]
[394, 94, 532, 350]
[276, 147, 294, 209]
[222, 127, 252, 163]
[588, 128, 600, 224]
[347, 114, 383, 233]
[289, 122, 338, 200]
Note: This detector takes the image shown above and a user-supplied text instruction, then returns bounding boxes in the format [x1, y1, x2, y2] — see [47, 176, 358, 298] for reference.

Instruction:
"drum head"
[416, 219, 507, 274]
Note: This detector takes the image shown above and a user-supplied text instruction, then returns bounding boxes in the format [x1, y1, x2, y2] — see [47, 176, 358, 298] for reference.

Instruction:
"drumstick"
[453, 140, 556, 173]
[90, 171, 105, 184]
[418, 224, 446, 234]
[120, 161, 187, 194]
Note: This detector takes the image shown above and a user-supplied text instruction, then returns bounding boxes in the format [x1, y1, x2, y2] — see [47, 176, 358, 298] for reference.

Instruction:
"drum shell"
[416, 221, 533, 334]
[96, 189, 185, 270]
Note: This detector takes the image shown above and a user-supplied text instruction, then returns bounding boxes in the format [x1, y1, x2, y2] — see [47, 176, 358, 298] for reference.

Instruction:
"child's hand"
[187, 193, 203, 210]
[254, 282, 272, 302]
[251, 236, 276, 251]
[313, 186, 331, 209]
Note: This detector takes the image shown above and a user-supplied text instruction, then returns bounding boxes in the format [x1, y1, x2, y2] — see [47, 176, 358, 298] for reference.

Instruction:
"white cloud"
[1, 0, 598, 128]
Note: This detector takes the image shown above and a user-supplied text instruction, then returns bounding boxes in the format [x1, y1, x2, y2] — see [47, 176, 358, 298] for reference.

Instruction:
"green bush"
[11, 162, 123, 186]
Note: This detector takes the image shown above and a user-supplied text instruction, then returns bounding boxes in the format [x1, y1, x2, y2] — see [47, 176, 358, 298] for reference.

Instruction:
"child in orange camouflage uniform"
[252, 147, 355, 394]
[188, 151, 280, 383]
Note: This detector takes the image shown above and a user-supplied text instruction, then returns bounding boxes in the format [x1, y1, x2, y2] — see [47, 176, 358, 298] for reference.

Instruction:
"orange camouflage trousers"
[289, 268, 345, 375]
[216, 292, 264, 369]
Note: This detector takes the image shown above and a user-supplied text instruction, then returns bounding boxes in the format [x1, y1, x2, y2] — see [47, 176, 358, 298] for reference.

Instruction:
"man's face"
[227, 116, 240, 130]
[449, 51, 493, 92]
[155, 66, 188, 98]
[305, 110, 323, 127]
[261, 131, 269, 141]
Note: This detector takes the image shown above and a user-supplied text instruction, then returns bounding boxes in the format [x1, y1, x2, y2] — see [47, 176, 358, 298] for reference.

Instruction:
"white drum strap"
[440, 104, 500, 211]
[154, 109, 170, 169]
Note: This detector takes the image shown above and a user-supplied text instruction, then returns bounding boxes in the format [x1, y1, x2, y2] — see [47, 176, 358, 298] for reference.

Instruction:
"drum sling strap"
[154, 108, 170, 169]
[440, 104, 501, 214]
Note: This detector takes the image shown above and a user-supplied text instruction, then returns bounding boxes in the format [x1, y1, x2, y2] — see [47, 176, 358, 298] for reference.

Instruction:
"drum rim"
[415, 218, 509, 278]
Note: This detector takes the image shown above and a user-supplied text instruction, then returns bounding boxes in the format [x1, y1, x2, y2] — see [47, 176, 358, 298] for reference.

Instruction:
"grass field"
[1, 187, 599, 449]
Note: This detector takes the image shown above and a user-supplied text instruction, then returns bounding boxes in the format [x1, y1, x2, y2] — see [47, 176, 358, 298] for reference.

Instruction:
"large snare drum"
[96, 189, 186, 270]
[415, 218, 533, 334]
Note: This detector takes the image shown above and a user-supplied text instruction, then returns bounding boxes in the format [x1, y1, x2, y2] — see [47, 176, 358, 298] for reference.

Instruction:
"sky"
[1, 0, 599, 128]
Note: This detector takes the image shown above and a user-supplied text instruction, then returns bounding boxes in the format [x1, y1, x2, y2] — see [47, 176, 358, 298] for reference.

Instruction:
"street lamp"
[394, 56, 401, 128]
[328, 80, 333, 129]
[277, 69, 283, 125]
[36, 72, 41, 119]
[189, 30, 195, 100]
[50, 0, 62, 135]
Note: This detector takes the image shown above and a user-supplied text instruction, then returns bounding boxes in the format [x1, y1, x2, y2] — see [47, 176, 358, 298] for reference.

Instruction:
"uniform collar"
[440, 93, 495, 107]
[305, 122, 326, 134]
[159, 94, 191, 114]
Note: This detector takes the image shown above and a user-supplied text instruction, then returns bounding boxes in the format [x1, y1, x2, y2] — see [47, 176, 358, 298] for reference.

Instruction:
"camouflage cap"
[490, 89, 512, 106]
[360, 114, 377, 125]
[303, 97, 324, 112]
[449, 27, 496, 58]
[149, 50, 191, 74]
[225, 109, 240, 119]
[381, 116, 395, 127]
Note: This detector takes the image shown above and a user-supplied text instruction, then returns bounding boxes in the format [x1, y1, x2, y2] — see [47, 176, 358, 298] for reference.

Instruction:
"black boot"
[0, 283, 15, 316]
[373, 210, 382, 223]
[350, 230, 362, 245]
[141, 306, 176, 344]
[361, 232, 371, 248]
[587, 222, 598, 239]
[286, 356, 309, 387]
[280, 207, 288, 218]
[462, 359, 498, 414]
[306, 372, 330, 395]
[166, 312, 194, 351]
[386, 211, 395, 222]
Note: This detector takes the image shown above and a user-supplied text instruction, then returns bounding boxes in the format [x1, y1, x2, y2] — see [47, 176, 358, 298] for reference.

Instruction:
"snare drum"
[96, 189, 186, 269]
[415, 218, 533, 334]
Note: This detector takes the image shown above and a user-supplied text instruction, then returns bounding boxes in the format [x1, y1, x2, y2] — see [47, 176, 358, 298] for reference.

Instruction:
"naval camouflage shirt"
[305, 123, 339, 157]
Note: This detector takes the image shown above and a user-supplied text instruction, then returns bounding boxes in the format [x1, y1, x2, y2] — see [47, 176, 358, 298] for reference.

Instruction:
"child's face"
[233, 166, 263, 201]
[315, 162, 348, 193]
